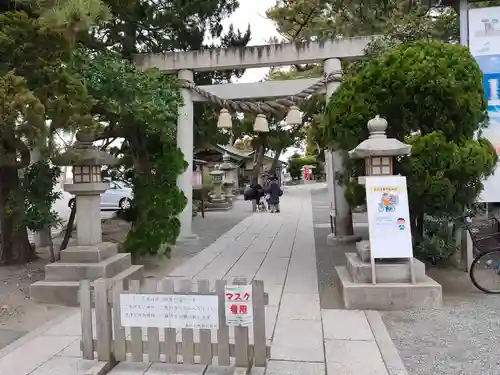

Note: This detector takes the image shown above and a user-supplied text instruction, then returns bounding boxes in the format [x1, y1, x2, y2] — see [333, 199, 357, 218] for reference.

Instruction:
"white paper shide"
[120, 293, 219, 329]
[365, 176, 413, 259]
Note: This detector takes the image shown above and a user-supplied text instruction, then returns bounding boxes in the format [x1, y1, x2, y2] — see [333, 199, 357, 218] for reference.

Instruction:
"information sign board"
[224, 285, 253, 327]
[120, 293, 219, 329]
[365, 176, 413, 259]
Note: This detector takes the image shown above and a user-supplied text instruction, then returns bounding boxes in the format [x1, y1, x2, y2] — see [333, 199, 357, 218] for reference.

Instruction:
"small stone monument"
[335, 116, 442, 310]
[30, 133, 143, 306]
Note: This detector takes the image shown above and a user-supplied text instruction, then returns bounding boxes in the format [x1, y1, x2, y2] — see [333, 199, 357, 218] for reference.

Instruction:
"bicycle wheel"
[469, 250, 500, 294]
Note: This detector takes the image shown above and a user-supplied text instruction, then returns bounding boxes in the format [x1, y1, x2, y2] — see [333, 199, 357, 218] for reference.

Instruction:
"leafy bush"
[414, 216, 457, 266]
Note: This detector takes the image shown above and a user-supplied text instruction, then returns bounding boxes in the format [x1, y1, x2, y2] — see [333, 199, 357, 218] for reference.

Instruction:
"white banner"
[365, 176, 413, 259]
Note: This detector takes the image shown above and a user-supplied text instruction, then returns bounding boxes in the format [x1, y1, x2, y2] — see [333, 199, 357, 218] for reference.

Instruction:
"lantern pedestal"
[64, 182, 109, 246]
[31, 135, 144, 306]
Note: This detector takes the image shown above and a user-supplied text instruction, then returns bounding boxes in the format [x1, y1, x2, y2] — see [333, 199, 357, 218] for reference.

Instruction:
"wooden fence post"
[95, 278, 113, 362]
[79, 280, 94, 360]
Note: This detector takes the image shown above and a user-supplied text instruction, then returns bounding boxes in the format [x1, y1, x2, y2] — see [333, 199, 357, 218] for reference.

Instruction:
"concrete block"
[325, 339, 389, 375]
[345, 253, 426, 283]
[45, 253, 131, 281]
[60, 242, 118, 263]
[336, 266, 442, 310]
[31, 264, 143, 306]
[271, 319, 324, 362]
[321, 309, 374, 341]
[356, 240, 371, 262]
[266, 360, 325, 375]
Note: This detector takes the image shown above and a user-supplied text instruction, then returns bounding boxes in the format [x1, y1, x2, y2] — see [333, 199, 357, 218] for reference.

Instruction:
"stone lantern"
[58, 134, 119, 246]
[333, 116, 442, 310]
[206, 168, 231, 211]
[31, 132, 143, 306]
[348, 115, 412, 261]
[210, 168, 225, 197]
[349, 115, 411, 184]
[219, 153, 237, 201]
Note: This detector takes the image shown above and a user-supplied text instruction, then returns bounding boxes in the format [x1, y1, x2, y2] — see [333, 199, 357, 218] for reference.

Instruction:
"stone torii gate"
[134, 37, 371, 241]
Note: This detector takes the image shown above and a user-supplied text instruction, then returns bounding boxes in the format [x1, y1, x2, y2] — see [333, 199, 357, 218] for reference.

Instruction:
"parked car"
[68, 180, 133, 211]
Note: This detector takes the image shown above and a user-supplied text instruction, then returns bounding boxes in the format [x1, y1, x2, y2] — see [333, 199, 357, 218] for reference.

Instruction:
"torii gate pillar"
[177, 69, 196, 240]
[325, 58, 360, 244]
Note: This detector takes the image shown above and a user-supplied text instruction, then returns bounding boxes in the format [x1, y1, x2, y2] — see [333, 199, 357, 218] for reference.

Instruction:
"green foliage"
[414, 216, 457, 266]
[288, 153, 319, 180]
[70, 50, 186, 257]
[324, 40, 498, 241]
[21, 161, 62, 231]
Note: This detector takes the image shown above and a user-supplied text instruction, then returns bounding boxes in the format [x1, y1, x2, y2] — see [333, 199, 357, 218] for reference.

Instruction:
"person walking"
[265, 176, 283, 213]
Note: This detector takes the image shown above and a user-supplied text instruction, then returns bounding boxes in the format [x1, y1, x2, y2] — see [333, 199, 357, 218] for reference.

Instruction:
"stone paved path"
[0, 185, 407, 375]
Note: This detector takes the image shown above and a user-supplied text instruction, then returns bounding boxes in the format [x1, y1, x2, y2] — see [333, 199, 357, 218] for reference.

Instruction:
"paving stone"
[271, 319, 324, 362]
[56, 339, 83, 358]
[325, 339, 389, 375]
[30, 357, 95, 375]
[109, 362, 152, 375]
[266, 360, 325, 375]
[0, 334, 77, 375]
[278, 293, 321, 320]
[205, 366, 234, 375]
[322, 310, 374, 341]
[146, 363, 206, 374]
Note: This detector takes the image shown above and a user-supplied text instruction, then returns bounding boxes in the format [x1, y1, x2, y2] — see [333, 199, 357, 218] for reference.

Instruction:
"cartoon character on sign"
[378, 192, 398, 212]
[397, 217, 405, 231]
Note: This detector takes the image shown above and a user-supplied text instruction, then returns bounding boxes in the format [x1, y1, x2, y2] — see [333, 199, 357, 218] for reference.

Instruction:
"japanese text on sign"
[225, 285, 253, 327]
[120, 293, 219, 329]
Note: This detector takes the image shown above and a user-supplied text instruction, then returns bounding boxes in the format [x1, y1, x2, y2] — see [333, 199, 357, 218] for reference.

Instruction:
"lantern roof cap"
[209, 169, 225, 176]
[53, 132, 119, 166]
[349, 115, 411, 159]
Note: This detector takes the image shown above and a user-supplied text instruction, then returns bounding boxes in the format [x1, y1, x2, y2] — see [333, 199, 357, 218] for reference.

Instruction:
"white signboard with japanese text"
[120, 293, 219, 329]
[224, 285, 253, 327]
[365, 176, 413, 259]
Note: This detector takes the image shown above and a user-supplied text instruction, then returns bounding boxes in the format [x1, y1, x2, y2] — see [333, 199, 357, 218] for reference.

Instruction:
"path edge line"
[365, 310, 409, 375]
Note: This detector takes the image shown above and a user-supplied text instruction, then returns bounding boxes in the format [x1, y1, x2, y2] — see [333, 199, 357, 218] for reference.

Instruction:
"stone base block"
[345, 253, 426, 283]
[45, 253, 131, 281]
[336, 266, 442, 310]
[205, 200, 232, 211]
[31, 265, 144, 306]
[327, 233, 362, 245]
[356, 240, 371, 262]
[59, 242, 118, 263]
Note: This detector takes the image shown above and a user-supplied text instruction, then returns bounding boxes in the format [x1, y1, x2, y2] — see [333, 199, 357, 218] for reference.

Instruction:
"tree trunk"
[60, 204, 76, 252]
[0, 166, 34, 264]
[269, 148, 282, 176]
[251, 144, 266, 184]
[411, 213, 425, 245]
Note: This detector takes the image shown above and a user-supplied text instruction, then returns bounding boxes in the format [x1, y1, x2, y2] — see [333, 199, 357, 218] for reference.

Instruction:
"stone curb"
[365, 310, 408, 375]
[0, 308, 78, 360]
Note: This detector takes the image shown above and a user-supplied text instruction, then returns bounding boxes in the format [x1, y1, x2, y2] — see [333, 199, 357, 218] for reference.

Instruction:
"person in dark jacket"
[265, 176, 283, 213]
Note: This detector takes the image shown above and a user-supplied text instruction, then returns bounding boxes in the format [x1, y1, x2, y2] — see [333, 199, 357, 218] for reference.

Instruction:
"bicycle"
[464, 216, 500, 294]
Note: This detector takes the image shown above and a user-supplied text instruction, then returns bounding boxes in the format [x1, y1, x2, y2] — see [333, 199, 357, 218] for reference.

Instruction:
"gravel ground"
[381, 267, 500, 375]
